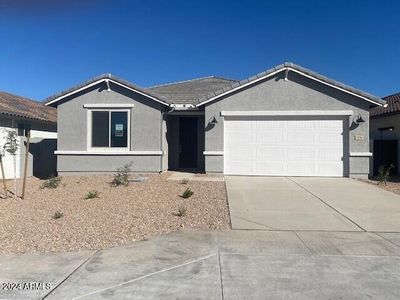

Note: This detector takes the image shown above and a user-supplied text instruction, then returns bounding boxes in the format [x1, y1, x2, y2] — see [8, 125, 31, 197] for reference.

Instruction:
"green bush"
[173, 205, 187, 217]
[111, 162, 133, 187]
[85, 190, 99, 199]
[378, 164, 394, 186]
[52, 211, 63, 220]
[180, 188, 194, 198]
[41, 177, 61, 189]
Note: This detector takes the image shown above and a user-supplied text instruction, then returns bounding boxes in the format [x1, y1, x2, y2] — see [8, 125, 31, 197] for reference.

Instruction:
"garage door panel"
[256, 147, 285, 161]
[287, 147, 315, 161]
[256, 131, 284, 144]
[287, 162, 316, 176]
[287, 132, 315, 144]
[255, 162, 285, 175]
[317, 162, 343, 176]
[224, 117, 345, 177]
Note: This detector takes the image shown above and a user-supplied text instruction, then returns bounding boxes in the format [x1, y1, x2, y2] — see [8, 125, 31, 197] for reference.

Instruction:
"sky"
[0, 0, 399, 101]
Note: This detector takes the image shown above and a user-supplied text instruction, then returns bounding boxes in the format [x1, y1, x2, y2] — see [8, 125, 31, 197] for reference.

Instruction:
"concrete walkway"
[226, 176, 400, 232]
[2, 230, 400, 299]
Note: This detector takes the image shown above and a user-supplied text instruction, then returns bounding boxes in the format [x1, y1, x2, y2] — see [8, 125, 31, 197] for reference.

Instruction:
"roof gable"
[196, 63, 386, 107]
[44, 74, 170, 107]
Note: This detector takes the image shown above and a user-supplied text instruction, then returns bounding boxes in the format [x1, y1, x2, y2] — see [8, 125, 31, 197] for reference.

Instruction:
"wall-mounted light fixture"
[354, 114, 365, 124]
[378, 126, 394, 132]
[210, 116, 218, 125]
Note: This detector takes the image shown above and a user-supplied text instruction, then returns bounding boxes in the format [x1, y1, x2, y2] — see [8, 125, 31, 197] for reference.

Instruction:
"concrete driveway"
[226, 176, 400, 232]
[2, 230, 400, 299]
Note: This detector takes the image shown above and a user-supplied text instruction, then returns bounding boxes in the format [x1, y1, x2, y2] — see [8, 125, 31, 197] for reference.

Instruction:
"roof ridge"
[147, 75, 237, 89]
[383, 92, 400, 99]
[0, 90, 42, 104]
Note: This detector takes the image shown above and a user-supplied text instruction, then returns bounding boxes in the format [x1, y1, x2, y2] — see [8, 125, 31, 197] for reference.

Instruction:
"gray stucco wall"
[56, 82, 165, 174]
[204, 71, 372, 178]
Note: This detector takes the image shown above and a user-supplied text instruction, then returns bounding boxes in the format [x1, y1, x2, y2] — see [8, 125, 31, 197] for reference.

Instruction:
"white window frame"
[87, 108, 131, 152]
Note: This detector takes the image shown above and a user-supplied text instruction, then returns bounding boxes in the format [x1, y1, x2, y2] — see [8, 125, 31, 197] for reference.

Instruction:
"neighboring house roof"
[44, 74, 171, 107]
[196, 62, 386, 107]
[370, 92, 400, 118]
[0, 91, 57, 123]
[146, 76, 238, 105]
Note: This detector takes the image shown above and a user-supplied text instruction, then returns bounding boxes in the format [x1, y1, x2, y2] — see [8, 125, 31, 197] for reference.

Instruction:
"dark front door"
[373, 140, 398, 176]
[179, 117, 198, 169]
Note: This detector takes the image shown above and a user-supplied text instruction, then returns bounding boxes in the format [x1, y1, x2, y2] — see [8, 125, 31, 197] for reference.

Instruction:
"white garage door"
[224, 117, 344, 176]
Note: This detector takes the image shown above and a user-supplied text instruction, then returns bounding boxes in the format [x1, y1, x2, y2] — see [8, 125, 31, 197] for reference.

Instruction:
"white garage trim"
[221, 110, 353, 117]
[223, 117, 346, 177]
[83, 104, 135, 108]
[203, 151, 224, 156]
[349, 152, 373, 157]
[55, 150, 163, 155]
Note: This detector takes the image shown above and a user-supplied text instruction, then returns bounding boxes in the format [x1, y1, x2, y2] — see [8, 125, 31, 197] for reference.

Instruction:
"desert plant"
[41, 177, 61, 189]
[0, 147, 7, 198]
[180, 187, 194, 198]
[3, 127, 18, 198]
[378, 164, 394, 186]
[111, 162, 133, 187]
[180, 178, 189, 184]
[52, 211, 63, 220]
[173, 205, 187, 217]
[85, 190, 99, 199]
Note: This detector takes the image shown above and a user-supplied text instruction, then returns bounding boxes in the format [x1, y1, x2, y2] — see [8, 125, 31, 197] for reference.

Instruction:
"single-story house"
[45, 62, 385, 178]
[0, 91, 57, 179]
[370, 92, 400, 175]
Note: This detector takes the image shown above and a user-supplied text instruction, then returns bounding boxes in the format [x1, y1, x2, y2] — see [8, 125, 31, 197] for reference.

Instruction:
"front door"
[179, 117, 198, 169]
[373, 140, 398, 176]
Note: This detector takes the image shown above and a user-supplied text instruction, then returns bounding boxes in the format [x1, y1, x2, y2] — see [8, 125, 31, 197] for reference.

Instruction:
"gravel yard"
[361, 177, 400, 195]
[0, 173, 230, 253]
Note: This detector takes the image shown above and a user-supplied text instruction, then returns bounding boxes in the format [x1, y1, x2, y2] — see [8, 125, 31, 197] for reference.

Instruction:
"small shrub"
[52, 211, 63, 220]
[378, 164, 394, 186]
[180, 178, 189, 184]
[85, 190, 99, 199]
[180, 188, 194, 198]
[173, 205, 187, 217]
[41, 177, 61, 189]
[111, 162, 133, 187]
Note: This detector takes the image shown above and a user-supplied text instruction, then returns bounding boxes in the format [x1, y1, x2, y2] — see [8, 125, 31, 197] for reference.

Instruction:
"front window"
[91, 110, 129, 148]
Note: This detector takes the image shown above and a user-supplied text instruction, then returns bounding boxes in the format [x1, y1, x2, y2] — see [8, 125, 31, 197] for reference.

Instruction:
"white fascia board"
[220, 110, 354, 117]
[349, 152, 373, 157]
[55, 150, 163, 155]
[45, 79, 169, 107]
[196, 67, 384, 107]
[287, 68, 384, 106]
[203, 151, 224, 156]
[83, 104, 135, 108]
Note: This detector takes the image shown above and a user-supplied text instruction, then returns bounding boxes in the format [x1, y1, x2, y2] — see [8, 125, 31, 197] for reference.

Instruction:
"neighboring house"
[370, 92, 400, 175]
[0, 91, 57, 179]
[45, 62, 385, 178]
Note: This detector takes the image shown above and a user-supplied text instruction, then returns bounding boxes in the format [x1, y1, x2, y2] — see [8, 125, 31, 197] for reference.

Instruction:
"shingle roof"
[44, 73, 170, 106]
[0, 91, 56, 123]
[43, 62, 385, 108]
[370, 92, 400, 118]
[196, 62, 385, 106]
[146, 76, 238, 105]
